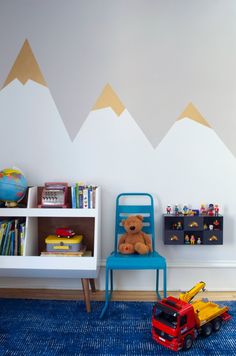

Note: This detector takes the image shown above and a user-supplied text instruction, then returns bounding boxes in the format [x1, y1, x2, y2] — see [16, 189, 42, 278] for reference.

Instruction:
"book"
[14, 219, 19, 256]
[78, 183, 84, 208]
[40, 251, 85, 257]
[19, 222, 26, 256]
[40, 245, 87, 257]
[2, 221, 13, 255]
[0, 221, 7, 254]
[75, 182, 79, 208]
[71, 184, 76, 208]
[88, 185, 93, 208]
[83, 187, 88, 209]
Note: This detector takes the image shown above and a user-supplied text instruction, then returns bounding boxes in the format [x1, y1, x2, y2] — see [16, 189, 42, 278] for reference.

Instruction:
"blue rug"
[0, 299, 235, 355]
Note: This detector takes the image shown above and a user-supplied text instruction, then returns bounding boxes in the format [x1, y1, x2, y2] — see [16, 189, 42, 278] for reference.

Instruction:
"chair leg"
[156, 270, 161, 299]
[163, 267, 167, 298]
[110, 269, 113, 296]
[100, 267, 110, 318]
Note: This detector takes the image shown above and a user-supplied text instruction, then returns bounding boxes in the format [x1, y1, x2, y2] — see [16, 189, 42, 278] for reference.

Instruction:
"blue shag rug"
[0, 299, 235, 355]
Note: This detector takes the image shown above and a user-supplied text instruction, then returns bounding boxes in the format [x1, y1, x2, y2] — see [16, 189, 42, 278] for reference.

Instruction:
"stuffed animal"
[118, 215, 152, 255]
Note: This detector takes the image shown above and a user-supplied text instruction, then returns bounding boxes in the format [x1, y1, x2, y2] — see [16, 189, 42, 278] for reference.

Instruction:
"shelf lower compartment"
[0, 256, 99, 278]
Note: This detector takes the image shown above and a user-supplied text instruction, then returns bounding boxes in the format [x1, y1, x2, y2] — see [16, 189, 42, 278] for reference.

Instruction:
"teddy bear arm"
[118, 234, 127, 248]
[142, 232, 153, 252]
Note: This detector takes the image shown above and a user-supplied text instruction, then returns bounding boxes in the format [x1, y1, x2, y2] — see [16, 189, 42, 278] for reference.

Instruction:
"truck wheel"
[213, 317, 222, 332]
[202, 323, 213, 337]
[183, 335, 193, 350]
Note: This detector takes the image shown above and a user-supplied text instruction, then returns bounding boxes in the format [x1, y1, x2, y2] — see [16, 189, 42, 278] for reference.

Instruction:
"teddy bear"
[118, 215, 152, 255]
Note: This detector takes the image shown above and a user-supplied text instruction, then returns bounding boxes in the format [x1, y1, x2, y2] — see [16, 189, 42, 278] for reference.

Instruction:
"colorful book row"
[0, 219, 26, 256]
[71, 184, 96, 209]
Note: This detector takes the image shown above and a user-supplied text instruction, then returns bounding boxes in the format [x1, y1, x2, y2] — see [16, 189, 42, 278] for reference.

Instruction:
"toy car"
[56, 228, 75, 238]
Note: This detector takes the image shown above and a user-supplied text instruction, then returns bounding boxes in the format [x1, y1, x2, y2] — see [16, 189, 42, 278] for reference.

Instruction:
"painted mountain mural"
[2, 40, 47, 88]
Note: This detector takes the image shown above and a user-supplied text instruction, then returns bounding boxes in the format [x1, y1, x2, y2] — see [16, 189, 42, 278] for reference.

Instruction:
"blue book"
[10, 231, 15, 256]
[71, 185, 76, 208]
[88, 185, 93, 208]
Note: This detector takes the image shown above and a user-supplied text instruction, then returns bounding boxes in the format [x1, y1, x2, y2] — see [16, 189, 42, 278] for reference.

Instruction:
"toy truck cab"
[152, 297, 196, 351]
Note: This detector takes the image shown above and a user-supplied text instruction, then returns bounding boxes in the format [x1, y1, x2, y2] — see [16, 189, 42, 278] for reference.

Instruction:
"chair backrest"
[114, 193, 155, 252]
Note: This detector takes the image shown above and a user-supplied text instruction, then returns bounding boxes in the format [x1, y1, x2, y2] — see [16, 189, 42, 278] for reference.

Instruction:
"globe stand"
[5, 201, 18, 208]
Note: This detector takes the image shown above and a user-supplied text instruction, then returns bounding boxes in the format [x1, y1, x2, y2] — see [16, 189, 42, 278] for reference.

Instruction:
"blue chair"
[100, 193, 167, 318]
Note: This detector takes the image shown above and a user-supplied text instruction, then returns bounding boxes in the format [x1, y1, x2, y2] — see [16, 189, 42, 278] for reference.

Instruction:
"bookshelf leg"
[89, 278, 96, 293]
[81, 278, 91, 312]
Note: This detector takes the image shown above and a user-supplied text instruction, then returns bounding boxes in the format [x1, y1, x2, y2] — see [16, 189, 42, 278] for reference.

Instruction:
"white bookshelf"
[0, 186, 101, 278]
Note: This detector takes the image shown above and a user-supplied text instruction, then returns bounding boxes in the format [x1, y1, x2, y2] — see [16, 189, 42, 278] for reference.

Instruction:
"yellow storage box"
[45, 235, 83, 252]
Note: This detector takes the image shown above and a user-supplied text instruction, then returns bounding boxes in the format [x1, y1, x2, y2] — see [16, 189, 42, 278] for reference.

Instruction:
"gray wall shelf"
[163, 214, 223, 245]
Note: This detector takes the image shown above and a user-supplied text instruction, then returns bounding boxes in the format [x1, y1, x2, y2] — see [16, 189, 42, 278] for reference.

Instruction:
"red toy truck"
[152, 282, 230, 351]
[56, 228, 75, 238]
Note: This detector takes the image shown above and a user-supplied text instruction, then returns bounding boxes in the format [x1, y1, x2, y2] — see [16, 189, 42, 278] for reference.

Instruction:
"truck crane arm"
[179, 281, 206, 303]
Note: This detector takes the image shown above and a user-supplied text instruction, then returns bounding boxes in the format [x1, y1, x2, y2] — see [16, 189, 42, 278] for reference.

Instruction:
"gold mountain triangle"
[93, 84, 125, 116]
[2, 39, 47, 88]
[177, 102, 211, 128]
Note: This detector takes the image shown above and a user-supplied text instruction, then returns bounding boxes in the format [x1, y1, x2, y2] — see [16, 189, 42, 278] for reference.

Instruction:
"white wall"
[0, 80, 236, 291]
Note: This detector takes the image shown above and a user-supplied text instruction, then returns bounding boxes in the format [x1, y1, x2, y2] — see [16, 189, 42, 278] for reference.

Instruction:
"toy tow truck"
[152, 282, 231, 351]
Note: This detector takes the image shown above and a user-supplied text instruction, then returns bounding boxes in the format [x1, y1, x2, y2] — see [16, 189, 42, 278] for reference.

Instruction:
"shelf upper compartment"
[0, 207, 97, 217]
[0, 186, 100, 217]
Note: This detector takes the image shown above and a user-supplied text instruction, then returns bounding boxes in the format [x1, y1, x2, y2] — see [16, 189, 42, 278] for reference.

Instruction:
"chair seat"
[106, 251, 166, 270]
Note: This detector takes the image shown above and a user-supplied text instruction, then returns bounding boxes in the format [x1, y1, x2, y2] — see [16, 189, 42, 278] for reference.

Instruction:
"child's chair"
[100, 193, 167, 318]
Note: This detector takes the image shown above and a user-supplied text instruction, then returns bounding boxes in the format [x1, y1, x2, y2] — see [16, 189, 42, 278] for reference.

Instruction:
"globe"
[0, 168, 27, 206]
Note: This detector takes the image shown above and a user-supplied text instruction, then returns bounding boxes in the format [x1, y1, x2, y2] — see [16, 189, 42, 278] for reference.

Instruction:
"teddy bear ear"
[136, 215, 143, 221]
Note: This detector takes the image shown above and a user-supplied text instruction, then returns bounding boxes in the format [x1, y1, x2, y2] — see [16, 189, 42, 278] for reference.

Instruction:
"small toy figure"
[183, 205, 188, 215]
[172, 222, 177, 230]
[190, 235, 195, 244]
[214, 204, 219, 216]
[170, 235, 178, 241]
[208, 203, 214, 216]
[209, 224, 214, 231]
[200, 204, 207, 215]
[192, 209, 199, 216]
[166, 205, 172, 214]
[189, 221, 199, 228]
[174, 205, 179, 215]
[188, 209, 194, 216]
[197, 237, 201, 245]
[203, 223, 208, 230]
[185, 234, 190, 244]
[176, 221, 182, 230]
[213, 219, 220, 230]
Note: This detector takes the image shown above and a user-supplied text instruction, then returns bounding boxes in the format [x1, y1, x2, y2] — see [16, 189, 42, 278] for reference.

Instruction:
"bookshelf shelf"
[0, 186, 101, 278]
